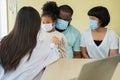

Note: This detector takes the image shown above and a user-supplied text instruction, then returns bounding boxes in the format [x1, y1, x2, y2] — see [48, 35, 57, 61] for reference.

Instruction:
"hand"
[52, 36, 60, 45]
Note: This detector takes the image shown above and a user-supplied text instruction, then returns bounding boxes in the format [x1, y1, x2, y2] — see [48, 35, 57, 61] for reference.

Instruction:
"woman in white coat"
[0, 6, 59, 80]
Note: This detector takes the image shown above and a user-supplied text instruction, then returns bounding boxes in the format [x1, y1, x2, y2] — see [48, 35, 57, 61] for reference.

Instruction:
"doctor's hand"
[52, 37, 60, 45]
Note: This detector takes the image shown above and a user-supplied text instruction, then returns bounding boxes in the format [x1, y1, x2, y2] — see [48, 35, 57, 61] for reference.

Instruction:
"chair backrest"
[78, 56, 120, 80]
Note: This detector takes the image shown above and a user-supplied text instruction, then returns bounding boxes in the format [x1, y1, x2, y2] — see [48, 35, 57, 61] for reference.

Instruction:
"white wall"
[0, 0, 8, 38]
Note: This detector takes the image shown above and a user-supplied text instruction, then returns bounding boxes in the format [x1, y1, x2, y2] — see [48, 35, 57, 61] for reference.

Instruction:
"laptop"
[78, 56, 120, 80]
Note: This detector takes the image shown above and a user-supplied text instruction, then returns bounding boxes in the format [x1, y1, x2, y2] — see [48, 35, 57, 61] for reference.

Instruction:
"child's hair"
[41, 1, 59, 21]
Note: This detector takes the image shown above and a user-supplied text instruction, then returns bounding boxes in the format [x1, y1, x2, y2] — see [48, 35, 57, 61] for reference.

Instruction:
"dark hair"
[88, 6, 110, 27]
[0, 6, 41, 72]
[59, 5, 73, 16]
[42, 1, 58, 21]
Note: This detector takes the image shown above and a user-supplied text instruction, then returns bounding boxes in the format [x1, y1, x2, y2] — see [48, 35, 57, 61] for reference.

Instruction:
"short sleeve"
[73, 32, 81, 51]
[110, 31, 119, 49]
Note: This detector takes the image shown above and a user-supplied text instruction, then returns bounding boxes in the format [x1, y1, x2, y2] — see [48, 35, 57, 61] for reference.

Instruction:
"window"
[0, 0, 8, 38]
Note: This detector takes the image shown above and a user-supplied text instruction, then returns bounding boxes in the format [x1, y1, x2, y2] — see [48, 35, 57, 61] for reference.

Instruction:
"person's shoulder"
[107, 28, 117, 35]
[107, 28, 119, 41]
[68, 25, 81, 36]
[54, 30, 65, 37]
[107, 28, 115, 32]
[69, 25, 80, 32]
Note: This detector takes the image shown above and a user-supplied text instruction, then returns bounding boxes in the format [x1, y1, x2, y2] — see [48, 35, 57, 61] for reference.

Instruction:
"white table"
[41, 59, 94, 80]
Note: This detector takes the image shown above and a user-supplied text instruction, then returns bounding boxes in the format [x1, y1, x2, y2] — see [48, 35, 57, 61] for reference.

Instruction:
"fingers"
[52, 36, 60, 45]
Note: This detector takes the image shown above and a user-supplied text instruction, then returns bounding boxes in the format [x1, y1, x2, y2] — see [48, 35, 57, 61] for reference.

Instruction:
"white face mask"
[41, 23, 53, 32]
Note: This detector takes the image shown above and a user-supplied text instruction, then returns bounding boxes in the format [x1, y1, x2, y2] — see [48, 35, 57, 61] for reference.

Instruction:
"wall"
[8, 0, 120, 36]
[7, 0, 17, 32]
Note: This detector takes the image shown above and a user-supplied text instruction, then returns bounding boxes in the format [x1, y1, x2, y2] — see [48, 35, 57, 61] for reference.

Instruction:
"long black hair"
[0, 6, 41, 72]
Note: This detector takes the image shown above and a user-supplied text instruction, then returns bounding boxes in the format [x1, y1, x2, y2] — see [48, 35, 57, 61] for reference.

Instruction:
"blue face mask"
[89, 20, 99, 30]
[56, 19, 69, 30]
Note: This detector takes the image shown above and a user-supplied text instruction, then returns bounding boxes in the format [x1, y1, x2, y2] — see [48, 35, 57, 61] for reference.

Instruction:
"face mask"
[89, 20, 99, 30]
[56, 19, 69, 30]
[41, 23, 53, 32]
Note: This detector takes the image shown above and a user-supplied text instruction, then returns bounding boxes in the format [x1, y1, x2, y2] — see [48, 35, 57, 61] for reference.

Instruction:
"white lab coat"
[0, 37, 59, 80]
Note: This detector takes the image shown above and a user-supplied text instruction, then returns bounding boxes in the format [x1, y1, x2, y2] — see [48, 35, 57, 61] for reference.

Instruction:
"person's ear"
[70, 18, 72, 22]
[69, 18, 72, 23]
[98, 20, 102, 27]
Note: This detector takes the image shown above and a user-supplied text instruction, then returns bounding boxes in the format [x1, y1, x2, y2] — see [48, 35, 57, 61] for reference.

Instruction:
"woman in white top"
[0, 7, 59, 80]
[39, 1, 67, 58]
[81, 6, 119, 59]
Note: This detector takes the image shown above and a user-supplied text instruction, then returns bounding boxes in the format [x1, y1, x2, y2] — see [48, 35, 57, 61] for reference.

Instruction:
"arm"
[73, 51, 81, 58]
[73, 32, 81, 58]
[109, 31, 119, 57]
[81, 47, 90, 59]
[109, 49, 118, 57]
[52, 35, 67, 58]
[57, 37, 67, 58]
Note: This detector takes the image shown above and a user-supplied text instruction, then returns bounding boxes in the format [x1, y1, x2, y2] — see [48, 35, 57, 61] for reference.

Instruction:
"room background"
[7, 0, 120, 36]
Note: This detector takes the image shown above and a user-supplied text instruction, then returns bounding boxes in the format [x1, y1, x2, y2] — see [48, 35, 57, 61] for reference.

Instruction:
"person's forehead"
[42, 16, 52, 20]
[89, 16, 99, 20]
[41, 16, 53, 22]
[59, 10, 71, 19]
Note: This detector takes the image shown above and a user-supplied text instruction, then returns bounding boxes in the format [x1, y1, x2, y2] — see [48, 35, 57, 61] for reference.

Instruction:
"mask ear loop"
[68, 18, 72, 26]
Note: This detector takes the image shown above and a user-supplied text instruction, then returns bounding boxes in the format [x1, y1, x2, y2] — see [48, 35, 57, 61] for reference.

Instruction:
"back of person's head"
[0, 6, 41, 72]
[59, 5, 73, 16]
[42, 1, 58, 21]
[88, 6, 110, 27]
